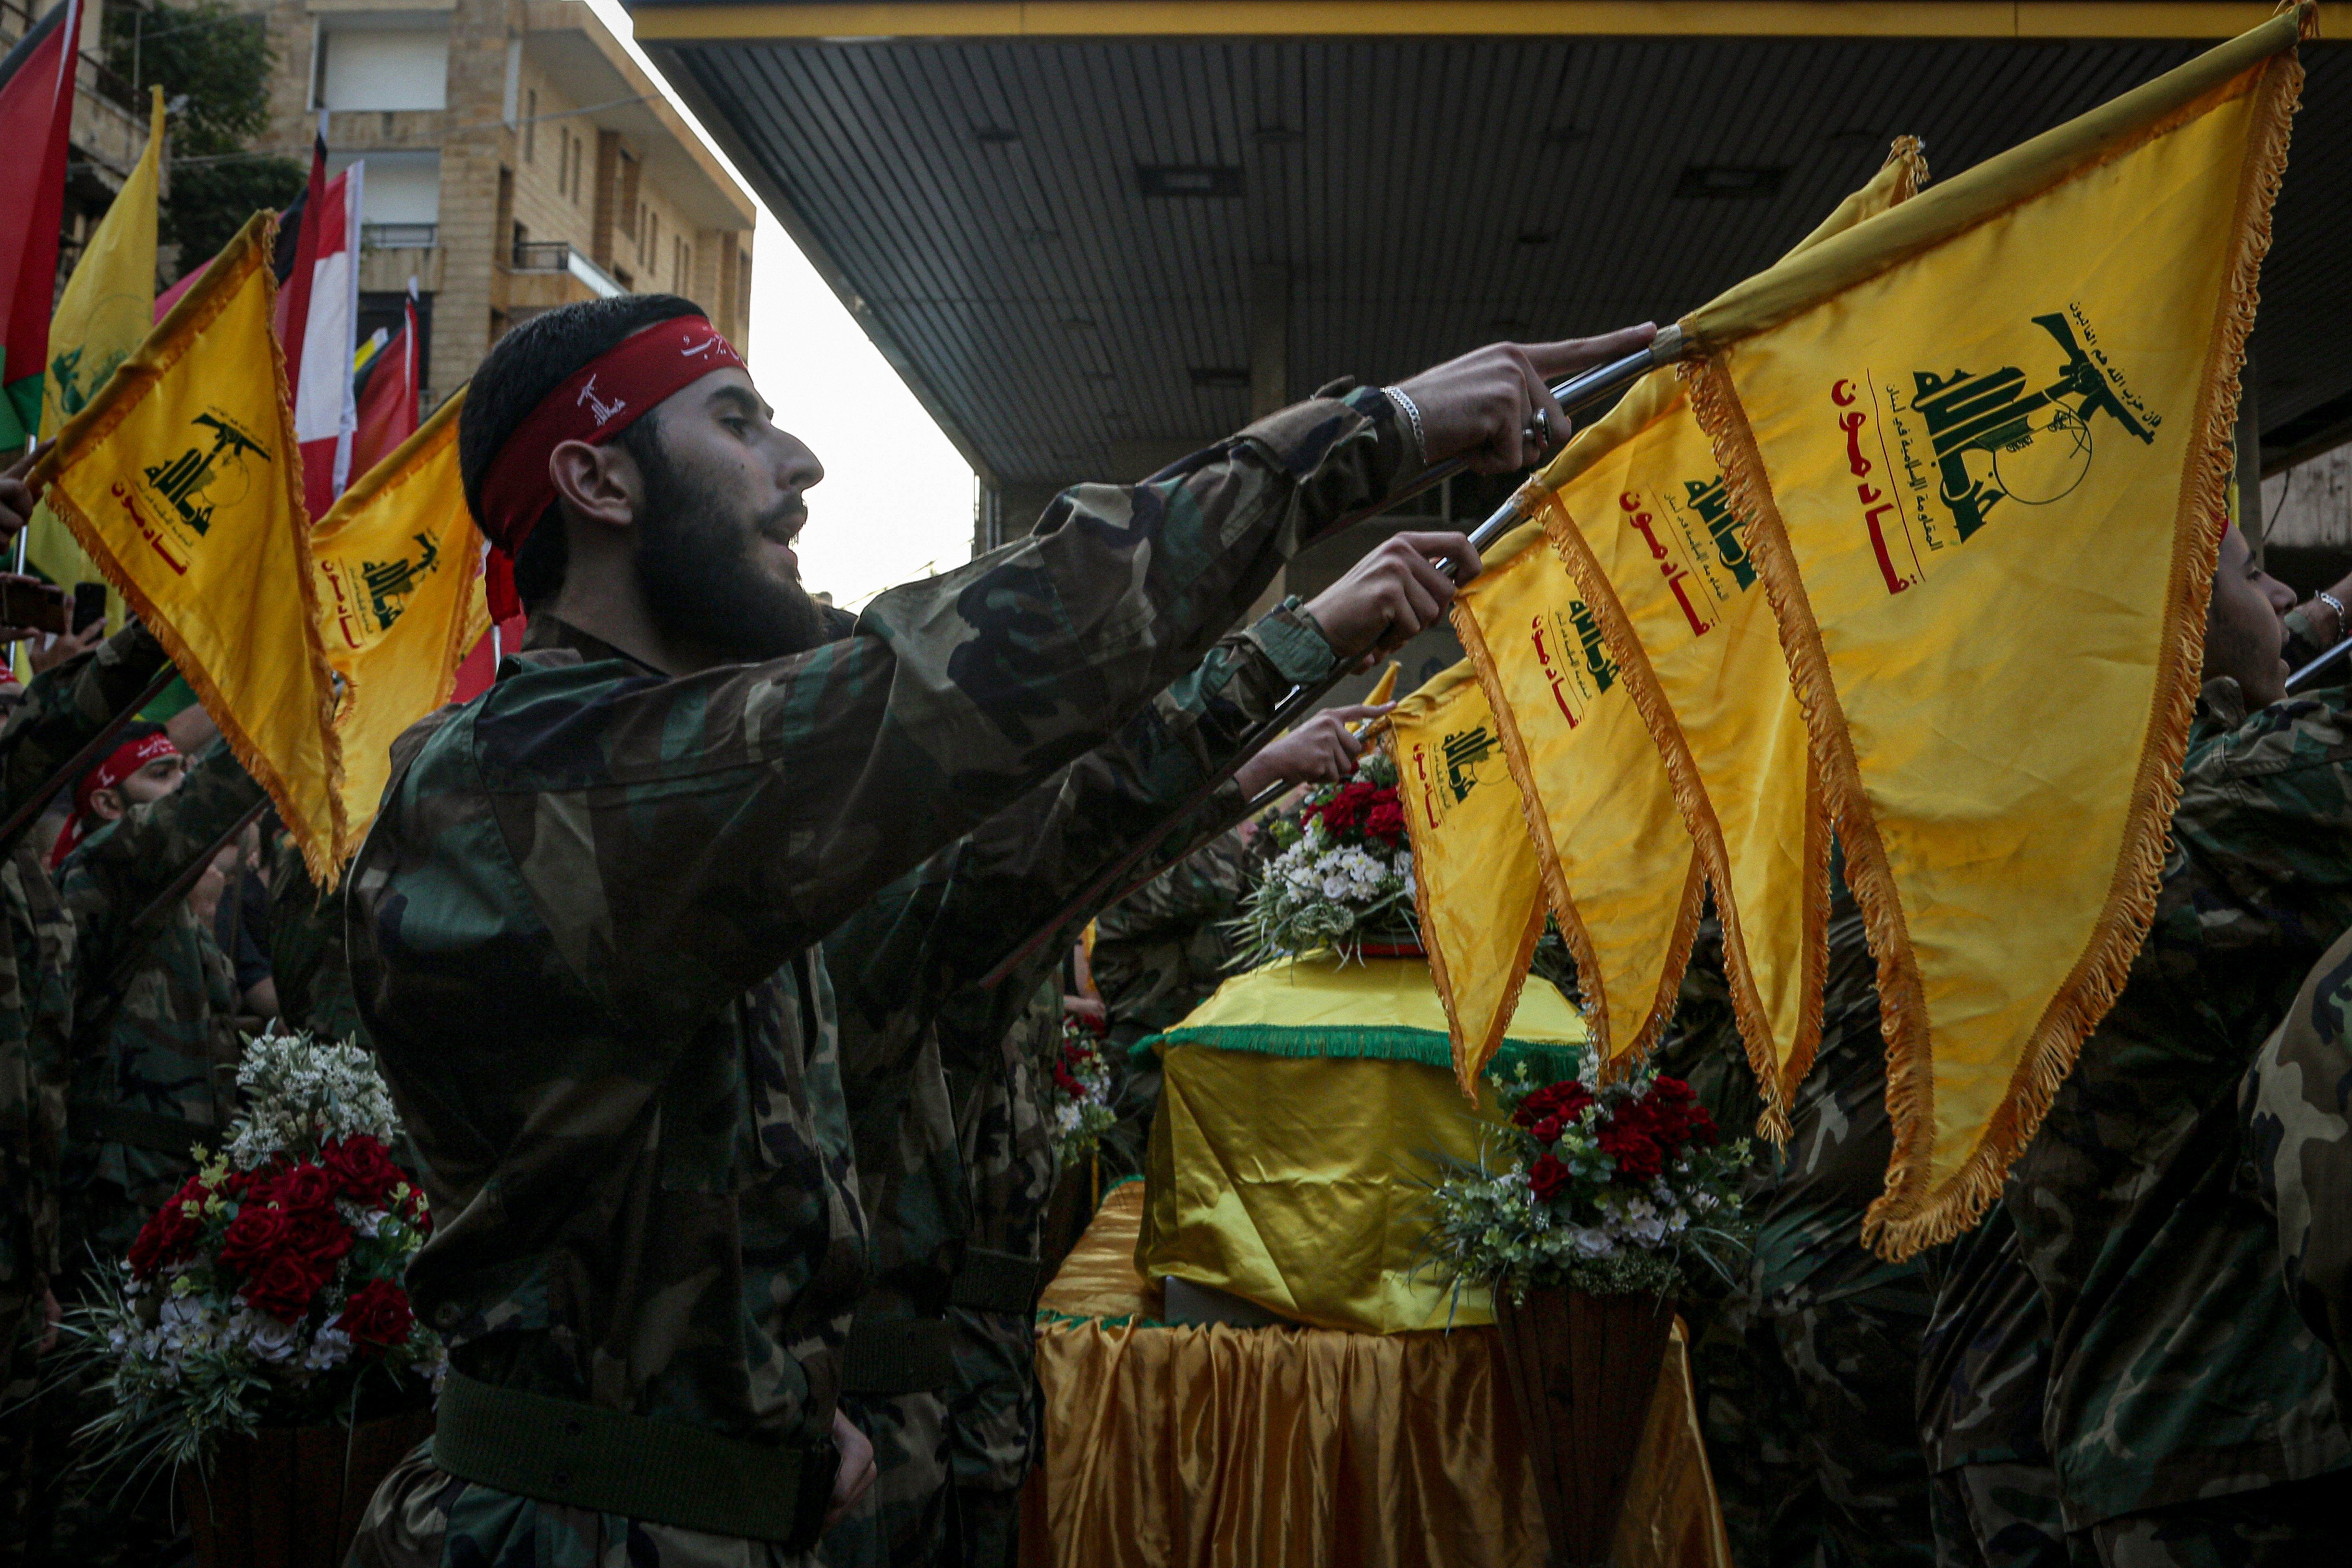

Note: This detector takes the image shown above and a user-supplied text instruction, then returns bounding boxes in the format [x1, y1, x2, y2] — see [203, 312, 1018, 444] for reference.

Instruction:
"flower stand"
[179, 1406, 433, 1568]
[1492, 1287, 1676, 1568]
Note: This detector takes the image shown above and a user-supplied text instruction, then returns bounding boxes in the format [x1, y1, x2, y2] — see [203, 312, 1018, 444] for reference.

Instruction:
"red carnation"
[217, 1203, 296, 1272]
[1513, 1080, 1594, 1130]
[283, 1204, 355, 1268]
[242, 1253, 330, 1323]
[1529, 1153, 1571, 1203]
[1597, 1124, 1663, 1183]
[322, 1136, 405, 1208]
[258, 1163, 337, 1213]
[1362, 795, 1407, 847]
[336, 1277, 416, 1354]
[128, 1177, 210, 1278]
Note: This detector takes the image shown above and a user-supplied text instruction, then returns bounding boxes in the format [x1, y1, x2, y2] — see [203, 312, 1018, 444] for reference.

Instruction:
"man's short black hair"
[457, 294, 706, 610]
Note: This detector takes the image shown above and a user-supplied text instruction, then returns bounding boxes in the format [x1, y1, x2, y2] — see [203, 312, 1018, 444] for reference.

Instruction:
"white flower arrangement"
[1229, 752, 1418, 968]
[1047, 1021, 1118, 1164]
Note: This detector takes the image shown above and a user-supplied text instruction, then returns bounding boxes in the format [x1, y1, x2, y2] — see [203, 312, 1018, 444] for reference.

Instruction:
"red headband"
[51, 730, 180, 869]
[477, 314, 746, 619]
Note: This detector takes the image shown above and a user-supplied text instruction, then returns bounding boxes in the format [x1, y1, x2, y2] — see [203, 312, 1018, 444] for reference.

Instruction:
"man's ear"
[548, 439, 643, 531]
[87, 786, 125, 824]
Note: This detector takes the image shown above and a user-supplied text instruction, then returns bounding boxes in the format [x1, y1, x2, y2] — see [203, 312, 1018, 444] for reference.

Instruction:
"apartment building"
[243, 0, 754, 406]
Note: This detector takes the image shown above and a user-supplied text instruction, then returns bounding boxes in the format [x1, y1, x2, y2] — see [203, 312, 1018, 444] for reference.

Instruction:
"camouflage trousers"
[1769, 1276, 1940, 1568]
[1929, 1462, 2083, 1568]
[347, 1444, 824, 1568]
[822, 1392, 950, 1568]
[1686, 1292, 1821, 1568]
[944, 1305, 1036, 1568]
[2083, 1472, 2344, 1568]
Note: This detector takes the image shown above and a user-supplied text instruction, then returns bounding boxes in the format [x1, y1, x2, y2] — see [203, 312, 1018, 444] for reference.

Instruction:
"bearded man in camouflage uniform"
[343, 289, 1649, 1566]
[821, 586, 1408, 1567]
[1929, 527, 2352, 1568]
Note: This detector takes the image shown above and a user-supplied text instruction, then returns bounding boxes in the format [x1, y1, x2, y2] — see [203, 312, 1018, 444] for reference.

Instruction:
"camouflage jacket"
[1088, 830, 1253, 1055]
[2004, 677, 2352, 1528]
[1754, 869, 1921, 1312]
[2243, 921, 2352, 1412]
[825, 605, 1334, 1346]
[345, 385, 1408, 1455]
[0, 625, 174, 1332]
[1915, 1203, 2049, 1475]
[265, 828, 364, 1045]
[61, 740, 267, 1212]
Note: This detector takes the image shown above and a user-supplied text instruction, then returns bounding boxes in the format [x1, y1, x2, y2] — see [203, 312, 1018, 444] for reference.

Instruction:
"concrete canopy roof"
[628, 2, 2352, 492]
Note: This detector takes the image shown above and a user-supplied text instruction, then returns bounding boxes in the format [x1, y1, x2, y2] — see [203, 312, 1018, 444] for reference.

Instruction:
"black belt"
[951, 1246, 1045, 1315]
[839, 1314, 956, 1396]
[69, 1102, 210, 1157]
[432, 1373, 834, 1549]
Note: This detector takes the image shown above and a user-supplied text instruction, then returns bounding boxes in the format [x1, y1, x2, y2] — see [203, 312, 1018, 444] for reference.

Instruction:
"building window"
[523, 90, 535, 162]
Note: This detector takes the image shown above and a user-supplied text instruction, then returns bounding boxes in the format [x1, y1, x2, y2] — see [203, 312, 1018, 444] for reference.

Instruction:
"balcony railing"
[510, 241, 625, 298]
[362, 223, 439, 249]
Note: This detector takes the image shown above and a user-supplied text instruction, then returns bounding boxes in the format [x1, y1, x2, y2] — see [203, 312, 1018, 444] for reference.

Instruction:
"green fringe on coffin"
[1136, 1024, 1584, 1084]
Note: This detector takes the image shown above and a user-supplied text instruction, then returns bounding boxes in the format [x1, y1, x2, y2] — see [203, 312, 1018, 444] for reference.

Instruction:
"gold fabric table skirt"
[1029, 1181, 1732, 1568]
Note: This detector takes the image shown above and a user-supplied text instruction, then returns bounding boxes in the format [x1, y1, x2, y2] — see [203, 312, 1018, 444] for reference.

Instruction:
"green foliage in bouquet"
[1046, 1018, 1118, 1165]
[1426, 1056, 1753, 1303]
[1227, 750, 1417, 969]
[56, 1031, 443, 1485]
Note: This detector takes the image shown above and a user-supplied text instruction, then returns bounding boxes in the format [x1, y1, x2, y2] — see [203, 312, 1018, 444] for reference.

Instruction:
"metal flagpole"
[2287, 635, 2352, 692]
[976, 328, 1685, 991]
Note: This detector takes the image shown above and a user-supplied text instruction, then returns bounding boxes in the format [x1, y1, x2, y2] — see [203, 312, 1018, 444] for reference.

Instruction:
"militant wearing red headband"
[476, 315, 747, 619]
[49, 728, 181, 869]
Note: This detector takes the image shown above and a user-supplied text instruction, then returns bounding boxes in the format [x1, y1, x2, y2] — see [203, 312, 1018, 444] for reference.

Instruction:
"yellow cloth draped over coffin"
[1134, 956, 1587, 1334]
[1036, 1181, 1731, 1568]
[1677, 7, 2307, 1252]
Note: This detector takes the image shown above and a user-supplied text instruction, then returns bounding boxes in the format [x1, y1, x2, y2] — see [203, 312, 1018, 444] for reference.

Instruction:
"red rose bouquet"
[1047, 1015, 1117, 1164]
[1229, 751, 1417, 967]
[1426, 1057, 1754, 1300]
[62, 1031, 443, 1480]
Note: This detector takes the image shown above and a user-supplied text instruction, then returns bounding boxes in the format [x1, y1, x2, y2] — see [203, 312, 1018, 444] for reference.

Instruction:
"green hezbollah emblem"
[142, 409, 271, 541]
[1913, 308, 2160, 542]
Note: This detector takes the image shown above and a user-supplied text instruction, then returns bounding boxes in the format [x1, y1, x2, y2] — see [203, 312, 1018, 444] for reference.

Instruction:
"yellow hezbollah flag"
[1679, 7, 2306, 1253]
[30, 212, 347, 883]
[26, 85, 165, 634]
[1454, 520, 1704, 1076]
[1387, 660, 1547, 1096]
[1537, 142, 1927, 1131]
[312, 388, 488, 858]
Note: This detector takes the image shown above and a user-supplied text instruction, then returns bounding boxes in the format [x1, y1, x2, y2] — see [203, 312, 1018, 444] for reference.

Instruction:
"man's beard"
[632, 441, 826, 662]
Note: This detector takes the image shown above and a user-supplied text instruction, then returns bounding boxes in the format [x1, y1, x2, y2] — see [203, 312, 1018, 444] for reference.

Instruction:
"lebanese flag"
[0, 0, 82, 448]
[350, 285, 419, 477]
[277, 142, 363, 516]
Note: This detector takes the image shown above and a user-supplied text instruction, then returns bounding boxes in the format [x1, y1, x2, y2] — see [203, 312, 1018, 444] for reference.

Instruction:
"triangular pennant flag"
[313, 387, 488, 857]
[1452, 521, 1705, 1076]
[1533, 140, 1928, 1131]
[1678, 7, 2307, 1252]
[30, 212, 349, 883]
[28, 84, 167, 634]
[1386, 661, 1548, 1096]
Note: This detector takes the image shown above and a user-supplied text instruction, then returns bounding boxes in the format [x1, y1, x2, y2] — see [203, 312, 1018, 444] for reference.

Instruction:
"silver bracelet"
[1383, 386, 1427, 467]
[2319, 590, 2349, 641]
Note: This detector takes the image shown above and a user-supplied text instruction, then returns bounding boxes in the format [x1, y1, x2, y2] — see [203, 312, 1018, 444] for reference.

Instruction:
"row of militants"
[314, 293, 1658, 1568]
[1668, 526, 2352, 1568]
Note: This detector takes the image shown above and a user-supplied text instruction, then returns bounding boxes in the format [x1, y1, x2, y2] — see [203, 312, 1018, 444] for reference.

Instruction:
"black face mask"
[630, 433, 826, 664]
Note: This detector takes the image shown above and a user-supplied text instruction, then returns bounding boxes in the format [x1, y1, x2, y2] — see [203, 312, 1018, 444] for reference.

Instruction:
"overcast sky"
[585, 0, 979, 611]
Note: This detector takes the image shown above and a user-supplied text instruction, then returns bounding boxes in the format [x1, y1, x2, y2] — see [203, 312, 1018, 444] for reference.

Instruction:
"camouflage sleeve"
[0, 849, 73, 1339]
[266, 832, 364, 1044]
[0, 623, 170, 838]
[63, 741, 267, 990]
[2243, 923, 2352, 1392]
[826, 603, 1336, 1076]
[2170, 685, 2352, 942]
[494, 390, 1400, 1037]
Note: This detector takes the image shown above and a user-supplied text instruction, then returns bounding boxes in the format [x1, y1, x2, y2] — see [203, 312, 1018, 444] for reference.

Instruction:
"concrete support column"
[429, 0, 517, 399]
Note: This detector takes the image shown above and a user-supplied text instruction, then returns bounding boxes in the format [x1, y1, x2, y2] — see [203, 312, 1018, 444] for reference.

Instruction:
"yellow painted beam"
[630, 0, 2350, 41]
